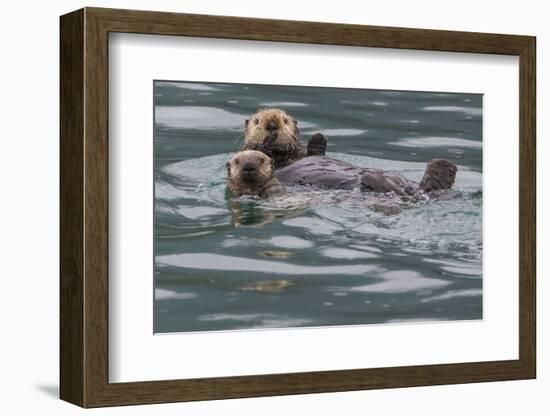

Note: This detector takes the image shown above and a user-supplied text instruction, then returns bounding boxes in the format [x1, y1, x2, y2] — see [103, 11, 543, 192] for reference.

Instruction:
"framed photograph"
[60, 7, 536, 408]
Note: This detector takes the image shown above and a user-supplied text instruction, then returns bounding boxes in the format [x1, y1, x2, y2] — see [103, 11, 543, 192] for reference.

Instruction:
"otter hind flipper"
[307, 133, 328, 156]
[419, 159, 458, 193]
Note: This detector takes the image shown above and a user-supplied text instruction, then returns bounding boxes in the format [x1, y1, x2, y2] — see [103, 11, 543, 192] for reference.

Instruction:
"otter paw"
[307, 133, 328, 156]
[419, 159, 458, 193]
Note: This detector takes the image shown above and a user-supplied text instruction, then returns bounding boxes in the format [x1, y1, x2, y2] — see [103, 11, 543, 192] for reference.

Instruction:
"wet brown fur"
[227, 150, 286, 197]
[240, 109, 457, 195]
[241, 108, 307, 168]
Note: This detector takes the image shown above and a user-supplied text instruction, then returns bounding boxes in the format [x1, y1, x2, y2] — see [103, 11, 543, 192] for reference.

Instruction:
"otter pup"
[241, 108, 327, 168]
[227, 150, 286, 198]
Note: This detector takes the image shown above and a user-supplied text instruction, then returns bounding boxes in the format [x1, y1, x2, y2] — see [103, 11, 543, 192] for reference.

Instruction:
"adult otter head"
[241, 108, 306, 168]
[227, 150, 285, 198]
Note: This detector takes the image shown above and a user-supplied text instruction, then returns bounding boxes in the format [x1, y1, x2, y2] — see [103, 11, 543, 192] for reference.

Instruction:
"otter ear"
[245, 119, 249, 127]
[293, 119, 298, 126]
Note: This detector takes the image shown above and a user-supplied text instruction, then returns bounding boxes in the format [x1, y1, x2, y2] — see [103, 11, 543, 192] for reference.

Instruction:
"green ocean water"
[154, 81, 483, 333]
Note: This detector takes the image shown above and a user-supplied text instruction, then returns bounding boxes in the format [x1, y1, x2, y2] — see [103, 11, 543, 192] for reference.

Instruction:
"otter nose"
[266, 122, 277, 132]
[243, 162, 256, 173]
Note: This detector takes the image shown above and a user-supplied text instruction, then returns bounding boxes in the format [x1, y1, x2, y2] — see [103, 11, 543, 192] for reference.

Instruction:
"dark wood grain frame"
[60, 7, 536, 408]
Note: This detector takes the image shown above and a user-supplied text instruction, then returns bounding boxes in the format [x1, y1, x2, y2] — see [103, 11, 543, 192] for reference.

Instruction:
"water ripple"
[155, 106, 245, 130]
[157, 253, 383, 276]
[350, 270, 451, 294]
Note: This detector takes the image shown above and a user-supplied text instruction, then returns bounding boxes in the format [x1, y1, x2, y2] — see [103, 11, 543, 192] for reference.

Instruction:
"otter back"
[275, 155, 456, 195]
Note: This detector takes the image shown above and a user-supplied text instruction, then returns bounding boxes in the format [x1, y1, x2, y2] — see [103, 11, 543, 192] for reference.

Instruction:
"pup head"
[227, 150, 275, 194]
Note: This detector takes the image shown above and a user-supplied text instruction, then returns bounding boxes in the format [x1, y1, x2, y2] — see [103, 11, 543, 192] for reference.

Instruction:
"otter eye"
[254, 118, 259, 125]
[283, 118, 288, 124]
[259, 158, 265, 164]
[234, 158, 240, 165]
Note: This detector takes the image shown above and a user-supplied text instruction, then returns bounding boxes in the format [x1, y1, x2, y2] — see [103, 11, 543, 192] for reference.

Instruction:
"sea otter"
[276, 156, 457, 196]
[241, 108, 327, 168]
[241, 108, 457, 195]
[226, 150, 286, 198]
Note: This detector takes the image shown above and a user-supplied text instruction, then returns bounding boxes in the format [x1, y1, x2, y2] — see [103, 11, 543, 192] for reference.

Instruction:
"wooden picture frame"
[60, 7, 536, 408]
